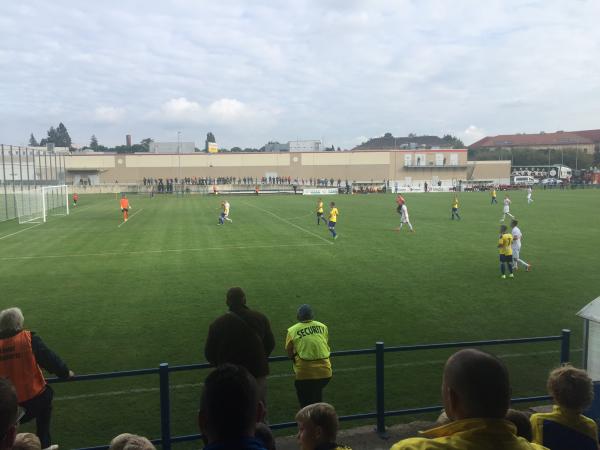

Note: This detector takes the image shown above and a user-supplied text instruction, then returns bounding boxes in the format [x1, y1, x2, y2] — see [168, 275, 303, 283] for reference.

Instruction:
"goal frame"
[41, 185, 70, 222]
[16, 185, 69, 224]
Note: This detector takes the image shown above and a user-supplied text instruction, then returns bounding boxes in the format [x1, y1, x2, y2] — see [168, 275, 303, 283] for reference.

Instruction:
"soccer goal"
[15, 185, 69, 224]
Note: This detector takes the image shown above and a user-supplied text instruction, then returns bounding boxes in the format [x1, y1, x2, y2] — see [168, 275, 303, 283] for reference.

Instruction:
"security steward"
[285, 304, 332, 407]
[0, 307, 74, 449]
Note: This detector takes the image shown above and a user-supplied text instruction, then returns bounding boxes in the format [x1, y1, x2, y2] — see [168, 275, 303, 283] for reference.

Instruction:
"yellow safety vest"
[287, 320, 330, 360]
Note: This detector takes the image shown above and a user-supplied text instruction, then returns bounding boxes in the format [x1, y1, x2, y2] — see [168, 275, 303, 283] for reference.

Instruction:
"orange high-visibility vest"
[0, 330, 46, 402]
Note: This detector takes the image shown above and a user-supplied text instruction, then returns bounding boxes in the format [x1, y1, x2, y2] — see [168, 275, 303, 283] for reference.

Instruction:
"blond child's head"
[13, 433, 41, 450]
[547, 365, 594, 412]
[295, 403, 338, 450]
[109, 433, 155, 450]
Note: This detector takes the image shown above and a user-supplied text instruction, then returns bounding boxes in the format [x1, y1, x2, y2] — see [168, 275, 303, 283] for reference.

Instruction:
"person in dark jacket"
[0, 378, 20, 450]
[198, 364, 267, 450]
[204, 287, 275, 408]
[0, 307, 74, 449]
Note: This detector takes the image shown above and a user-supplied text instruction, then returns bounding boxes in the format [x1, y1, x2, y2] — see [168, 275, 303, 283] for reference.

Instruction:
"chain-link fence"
[0, 144, 67, 222]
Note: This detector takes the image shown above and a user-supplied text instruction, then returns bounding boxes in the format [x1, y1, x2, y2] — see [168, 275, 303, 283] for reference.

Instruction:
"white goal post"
[16, 185, 69, 224]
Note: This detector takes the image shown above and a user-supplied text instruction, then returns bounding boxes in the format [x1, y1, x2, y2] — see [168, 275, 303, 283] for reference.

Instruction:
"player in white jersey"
[396, 203, 414, 232]
[527, 186, 533, 204]
[218, 201, 232, 225]
[501, 195, 514, 222]
[510, 219, 531, 271]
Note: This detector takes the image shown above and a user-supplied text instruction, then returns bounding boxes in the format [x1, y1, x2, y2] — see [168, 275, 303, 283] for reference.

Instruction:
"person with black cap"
[204, 287, 275, 408]
[285, 305, 332, 407]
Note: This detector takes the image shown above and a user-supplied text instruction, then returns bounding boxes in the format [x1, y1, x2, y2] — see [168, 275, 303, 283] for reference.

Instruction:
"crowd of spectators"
[142, 177, 350, 188]
[1, 300, 597, 450]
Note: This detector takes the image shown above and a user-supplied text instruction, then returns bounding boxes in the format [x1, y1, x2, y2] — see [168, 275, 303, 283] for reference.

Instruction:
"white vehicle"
[512, 176, 536, 186]
[540, 178, 563, 185]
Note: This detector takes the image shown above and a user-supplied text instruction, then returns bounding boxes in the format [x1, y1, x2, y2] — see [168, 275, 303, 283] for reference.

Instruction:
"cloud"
[160, 97, 202, 122]
[155, 97, 275, 130]
[207, 98, 247, 123]
[1, 1, 600, 148]
[461, 126, 487, 145]
[94, 106, 126, 124]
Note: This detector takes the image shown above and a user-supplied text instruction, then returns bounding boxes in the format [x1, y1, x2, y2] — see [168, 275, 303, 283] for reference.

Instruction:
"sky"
[1, 0, 599, 149]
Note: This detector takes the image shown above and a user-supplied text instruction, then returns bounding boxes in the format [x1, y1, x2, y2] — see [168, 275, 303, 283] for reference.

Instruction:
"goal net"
[15, 185, 69, 224]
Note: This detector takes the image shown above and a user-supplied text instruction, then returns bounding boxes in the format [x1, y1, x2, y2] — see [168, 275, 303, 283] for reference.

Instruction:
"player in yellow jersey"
[316, 198, 324, 225]
[491, 187, 498, 204]
[218, 201, 232, 225]
[497, 224, 514, 279]
[451, 195, 461, 220]
[327, 202, 339, 239]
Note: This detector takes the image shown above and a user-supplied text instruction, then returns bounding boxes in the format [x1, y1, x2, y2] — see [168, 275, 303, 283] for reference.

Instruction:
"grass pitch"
[0, 189, 598, 448]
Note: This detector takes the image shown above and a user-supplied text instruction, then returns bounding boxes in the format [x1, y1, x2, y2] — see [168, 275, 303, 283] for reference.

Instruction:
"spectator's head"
[442, 349, 510, 420]
[198, 364, 264, 444]
[505, 409, 532, 441]
[295, 403, 339, 450]
[297, 305, 313, 322]
[0, 378, 20, 450]
[547, 365, 594, 412]
[226, 287, 247, 310]
[254, 423, 275, 450]
[109, 433, 155, 450]
[13, 433, 41, 450]
[435, 410, 451, 426]
[0, 308, 24, 333]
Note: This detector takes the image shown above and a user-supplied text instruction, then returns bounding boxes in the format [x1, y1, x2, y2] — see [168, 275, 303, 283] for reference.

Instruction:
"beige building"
[64, 149, 509, 187]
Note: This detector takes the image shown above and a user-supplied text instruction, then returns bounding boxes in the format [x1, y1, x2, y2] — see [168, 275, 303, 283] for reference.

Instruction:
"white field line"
[243, 202, 333, 245]
[281, 212, 314, 221]
[0, 242, 330, 261]
[117, 208, 144, 228]
[0, 223, 43, 241]
[54, 348, 580, 402]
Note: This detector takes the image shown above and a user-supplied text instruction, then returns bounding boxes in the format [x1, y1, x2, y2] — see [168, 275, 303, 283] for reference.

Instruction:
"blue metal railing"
[48, 329, 571, 450]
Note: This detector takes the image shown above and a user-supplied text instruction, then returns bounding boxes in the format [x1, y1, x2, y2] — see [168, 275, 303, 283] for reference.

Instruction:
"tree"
[408, 133, 417, 138]
[206, 132, 216, 143]
[442, 134, 465, 149]
[28, 133, 39, 146]
[140, 138, 153, 151]
[55, 123, 72, 147]
[90, 135, 99, 150]
[39, 123, 72, 148]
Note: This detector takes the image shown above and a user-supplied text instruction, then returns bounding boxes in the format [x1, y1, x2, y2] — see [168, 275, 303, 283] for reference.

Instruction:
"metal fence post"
[375, 341, 387, 437]
[560, 329, 571, 364]
[159, 363, 172, 450]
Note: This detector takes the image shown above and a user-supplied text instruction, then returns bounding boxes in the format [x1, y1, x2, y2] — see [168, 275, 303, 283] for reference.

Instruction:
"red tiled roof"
[469, 130, 599, 148]
[571, 129, 600, 142]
